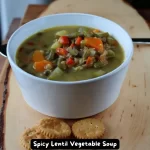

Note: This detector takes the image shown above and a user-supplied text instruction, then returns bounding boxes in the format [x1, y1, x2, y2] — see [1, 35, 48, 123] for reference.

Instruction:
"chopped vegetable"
[100, 55, 107, 63]
[80, 40, 86, 47]
[68, 33, 79, 38]
[94, 62, 104, 68]
[51, 59, 57, 67]
[56, 30, 68, 36]
[78, 51, 83, 57]
[70, 43, 75, 48]
[107, 37, 118, 45]
[74, 58, 79, 64]
[93, 32, 109, 38]
[56, 48, 68, 56]
[46, 49, 56, 60]
[83, 31, 93, 37]
[57, 57, 64, 68]
[89, 48, 96, 56]
[51, 41, 62, 49]
[40, 50, 44, 54]
[78, 27, 87, 33]
[78, 27, 92, 37]
[66, 53, 72, 58]
[32, 50, 44, 62]
[79, 58, 85, 65]
[45, 63, 53, 70]
[68, 47, 78, 56]
[83, 47, 91, 59]
[48, 67, 64, 80]
[92, 70, 106, 77]
[33, 60, 52, 72]
[99, 51, 108, 65]
[86, 56, 94, 66]
[93, 29, 100, 33]
[101, 37, 107, 43]
[66, 57, 75, 67]
[107, 50, 115, 58]
[84, 37, 104, 53]
[75, 36, 82, 45]
[43, 70, 52, 76]
[73, 66, 84, 72]
[82, 64, 87, 68]
[59, 61, 67, 70]
[59, 36, 69, 45]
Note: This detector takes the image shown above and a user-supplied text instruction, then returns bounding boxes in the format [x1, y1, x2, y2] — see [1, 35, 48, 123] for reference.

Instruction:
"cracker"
[38, 118, 71, 139]
[72, 118, 105, 139]
[20, 126, 46, 150]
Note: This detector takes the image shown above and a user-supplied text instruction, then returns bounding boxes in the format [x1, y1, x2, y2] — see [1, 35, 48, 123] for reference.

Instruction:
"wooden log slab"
[1, 1, 150, 150]
[40, 0, 150, 38]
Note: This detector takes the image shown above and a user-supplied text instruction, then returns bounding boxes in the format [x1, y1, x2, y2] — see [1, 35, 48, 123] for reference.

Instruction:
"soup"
[16, 26, 124, 81]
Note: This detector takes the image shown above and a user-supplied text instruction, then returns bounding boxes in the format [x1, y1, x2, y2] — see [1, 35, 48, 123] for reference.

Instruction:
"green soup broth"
[16, 26, 124, 81]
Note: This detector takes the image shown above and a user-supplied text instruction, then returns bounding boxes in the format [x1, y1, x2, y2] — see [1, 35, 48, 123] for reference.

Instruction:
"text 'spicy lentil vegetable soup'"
[16, 26, 124, 81]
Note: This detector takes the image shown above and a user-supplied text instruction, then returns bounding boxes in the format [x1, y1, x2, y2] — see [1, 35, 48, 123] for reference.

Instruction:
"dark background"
[125, 0, 150, 8]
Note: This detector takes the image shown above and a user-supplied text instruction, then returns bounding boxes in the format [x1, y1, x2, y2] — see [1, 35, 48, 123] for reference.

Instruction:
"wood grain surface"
[1, 1, 150, 150]
[0, 18, 21, 110]
[21, 4, 47, 25]
[40, 0, 150, 38]
[0, 18, 21, 72]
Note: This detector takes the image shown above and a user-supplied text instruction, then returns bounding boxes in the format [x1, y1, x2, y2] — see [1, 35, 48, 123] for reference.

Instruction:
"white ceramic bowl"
[7, 13, 133, 119]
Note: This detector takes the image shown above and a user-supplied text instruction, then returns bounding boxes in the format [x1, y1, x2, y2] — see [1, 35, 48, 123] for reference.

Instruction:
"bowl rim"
[7, 13, 133, 85]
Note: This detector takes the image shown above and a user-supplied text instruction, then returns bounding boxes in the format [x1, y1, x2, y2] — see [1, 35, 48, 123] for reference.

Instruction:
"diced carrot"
[59, 36, 69, 45]
[56, 48, 68, 56]
[32, 50, 45, 62]
[75, 36, 82, 45]
[33, 60, 52, 72]
[93, 29, 100, 33]
[86, 56, 94, 66]
[84, 37, 104, 53]
[70, 43, 75, 48]
[66, 57, 75, 67]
